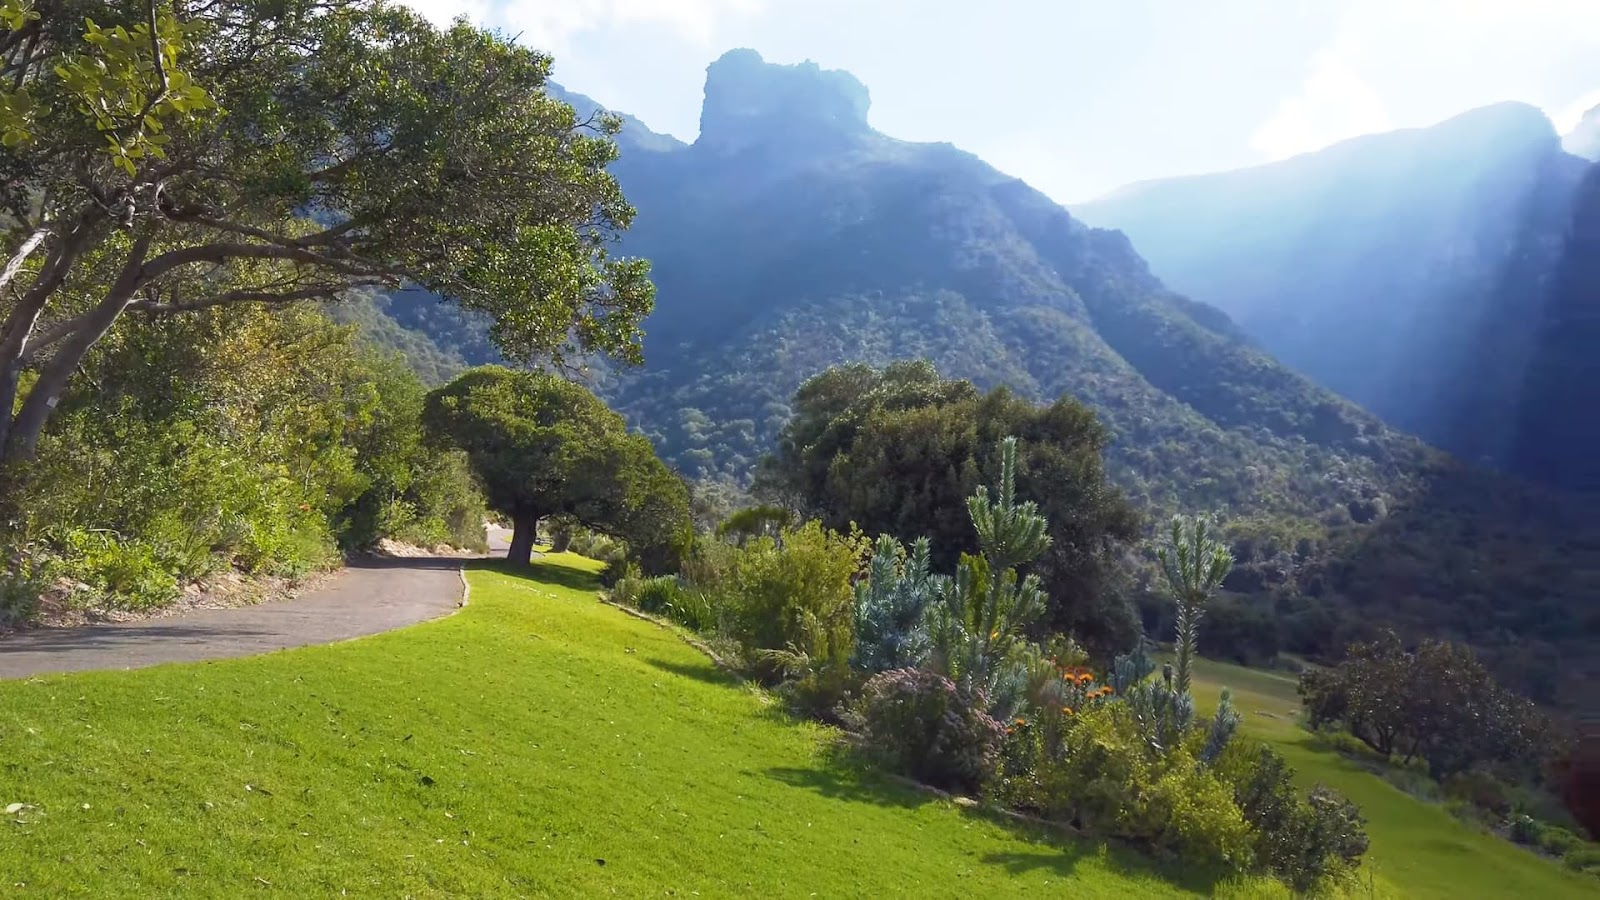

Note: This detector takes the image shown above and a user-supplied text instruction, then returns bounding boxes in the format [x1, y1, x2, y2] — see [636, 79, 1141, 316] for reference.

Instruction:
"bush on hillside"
[1217, 743, 1369, 891]
[713, 520, 866, 680]
[848, 667, 1004, 794]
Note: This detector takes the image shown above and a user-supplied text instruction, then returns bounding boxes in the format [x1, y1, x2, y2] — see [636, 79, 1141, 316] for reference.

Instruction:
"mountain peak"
[697, 49, 871, 151]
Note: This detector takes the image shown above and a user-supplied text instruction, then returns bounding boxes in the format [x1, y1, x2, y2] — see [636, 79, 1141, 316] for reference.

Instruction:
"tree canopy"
[0, 0, 652, 464]
[756, 360, 1142, 658]
[424, 366, 690, 568]
[1300, 632, 1553, 780]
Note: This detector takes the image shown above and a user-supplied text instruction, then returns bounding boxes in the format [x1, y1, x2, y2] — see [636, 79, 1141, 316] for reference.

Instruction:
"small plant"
[848, 667, 1004, 794]
[56, 529, 179, 611]
[1156, 514, 1233, 695]
[1200, 688, 1241, 765]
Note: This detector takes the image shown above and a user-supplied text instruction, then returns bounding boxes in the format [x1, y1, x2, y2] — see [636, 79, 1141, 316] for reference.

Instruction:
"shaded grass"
[1189, 656, 1597, 900]
[0, 555, 1281, 898]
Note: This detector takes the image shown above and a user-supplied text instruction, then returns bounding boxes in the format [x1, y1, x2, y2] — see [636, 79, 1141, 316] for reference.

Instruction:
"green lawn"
[0, 556, 1284, 898]
[1189, 657, 1598, 900]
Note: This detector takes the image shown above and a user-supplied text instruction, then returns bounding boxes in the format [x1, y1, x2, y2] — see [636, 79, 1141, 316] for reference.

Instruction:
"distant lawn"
[1188, 657, 1597, 900]
[0, 556, 1283, 898]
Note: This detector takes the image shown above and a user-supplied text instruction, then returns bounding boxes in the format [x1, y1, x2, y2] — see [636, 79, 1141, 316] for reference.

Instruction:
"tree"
[1300, 632, 1553, 779]
[0, 2, 652, 465]
[1157, 514, 1233, 695]
[423, 366, 689, 567]
[756, 361, 1140, 658]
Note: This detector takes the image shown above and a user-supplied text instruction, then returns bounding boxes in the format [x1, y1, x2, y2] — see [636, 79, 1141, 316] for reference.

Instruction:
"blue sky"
[406, 0, 1600, 203]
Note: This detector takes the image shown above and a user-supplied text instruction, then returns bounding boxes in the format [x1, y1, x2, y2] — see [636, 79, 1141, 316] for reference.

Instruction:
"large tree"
[423, 366, 690, 567]
[756, 361, 1142, 658]
[0, 1, 651, 465]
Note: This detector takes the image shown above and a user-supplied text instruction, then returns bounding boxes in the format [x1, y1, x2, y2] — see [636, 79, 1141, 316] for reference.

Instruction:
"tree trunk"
[507, 512, 540, 566]
[0, 215, 96, 452]
[2, 234, 149, 462]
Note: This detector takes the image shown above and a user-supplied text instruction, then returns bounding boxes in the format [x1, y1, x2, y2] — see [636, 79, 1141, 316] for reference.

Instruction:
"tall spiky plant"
[967, 436, 1051, 573]
[925, 436, 1051, 715]
[1157, 514, 1234, 695]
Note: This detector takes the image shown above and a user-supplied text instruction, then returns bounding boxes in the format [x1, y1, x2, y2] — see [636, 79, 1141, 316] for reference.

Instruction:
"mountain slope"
[373, 51, 1598, 705]
[1075, 105, 1599, 488]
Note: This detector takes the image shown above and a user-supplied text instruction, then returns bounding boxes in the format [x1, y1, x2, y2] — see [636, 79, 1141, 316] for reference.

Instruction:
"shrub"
[1217, 742, 1369, 890]
[779, 662, 862, 725]
[1442, 769, 1513, 817]
[56, 530, 179, 611]
[1564, 844, 1600, 875]
[1134, 756, 1254, 869]
[630, 576, 683, 615]
[1510, 814, 1543, 845]
[849, 668, 1004, 794]
[0, 544, 51, 625]
[720, 520, 865, 680]
[1028, 703, 1251, 867]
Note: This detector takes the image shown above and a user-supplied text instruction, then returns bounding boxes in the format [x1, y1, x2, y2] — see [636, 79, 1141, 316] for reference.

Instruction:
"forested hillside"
[1078, 104, 1600, 492]
[367, 50, 1600, 706]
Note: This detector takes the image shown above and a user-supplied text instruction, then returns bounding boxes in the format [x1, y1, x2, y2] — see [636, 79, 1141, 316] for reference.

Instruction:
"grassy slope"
[1188, 658, 1597, 900]
[0, 556, 1280, 899]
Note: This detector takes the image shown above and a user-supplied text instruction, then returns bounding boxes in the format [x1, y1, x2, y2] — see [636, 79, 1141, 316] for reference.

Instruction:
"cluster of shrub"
[0, 305, 488, 621]
[1300, 633, 1598, 878]
[612, 437, 1369, 891]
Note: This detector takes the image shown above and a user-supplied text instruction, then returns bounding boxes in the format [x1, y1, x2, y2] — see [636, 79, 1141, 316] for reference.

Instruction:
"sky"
[403, 0, 1600, 204]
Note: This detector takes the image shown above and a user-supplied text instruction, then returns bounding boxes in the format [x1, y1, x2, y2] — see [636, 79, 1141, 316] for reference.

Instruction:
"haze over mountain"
[1567, 103, 1600, 159]
[1076, 103, 1600, 493]
[370, 50, 1600, 704]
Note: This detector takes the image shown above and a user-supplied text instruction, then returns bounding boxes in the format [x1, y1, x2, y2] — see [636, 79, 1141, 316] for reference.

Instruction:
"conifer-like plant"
[925, 436, 1051, 717]
[852, 534, 940, 673]
[1157, 514, 1233, 695]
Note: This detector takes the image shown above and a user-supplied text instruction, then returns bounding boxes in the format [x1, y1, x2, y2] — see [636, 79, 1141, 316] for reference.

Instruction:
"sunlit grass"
[0, 555, 1282, 898]
[1189, 656, 1596, 900]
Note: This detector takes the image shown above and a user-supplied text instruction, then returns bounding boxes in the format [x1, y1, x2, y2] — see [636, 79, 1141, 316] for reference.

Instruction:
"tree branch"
[128, 280, 385, 314]
[136, 240, 400, 287]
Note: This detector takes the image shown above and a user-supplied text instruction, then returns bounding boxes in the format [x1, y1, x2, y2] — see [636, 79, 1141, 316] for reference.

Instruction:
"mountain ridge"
[369, 50, 1598, 705]
[1076, 101, 1597, 490]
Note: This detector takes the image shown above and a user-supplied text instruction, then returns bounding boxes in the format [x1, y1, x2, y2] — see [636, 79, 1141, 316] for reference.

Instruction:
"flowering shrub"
[849, 667, 1004, 794]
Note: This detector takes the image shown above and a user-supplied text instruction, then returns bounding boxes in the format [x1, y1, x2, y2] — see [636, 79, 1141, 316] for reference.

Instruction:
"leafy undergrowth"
[1188, 658, 1597, 900]
[0, 555, 1282, 898]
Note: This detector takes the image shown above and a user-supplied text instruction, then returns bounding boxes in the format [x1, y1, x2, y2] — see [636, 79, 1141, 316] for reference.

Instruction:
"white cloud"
[401, 0, 761, 48]
[1249, 50, 1392, 161]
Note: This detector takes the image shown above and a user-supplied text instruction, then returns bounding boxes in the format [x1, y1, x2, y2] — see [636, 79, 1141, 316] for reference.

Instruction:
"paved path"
[0, 553, 486, 681]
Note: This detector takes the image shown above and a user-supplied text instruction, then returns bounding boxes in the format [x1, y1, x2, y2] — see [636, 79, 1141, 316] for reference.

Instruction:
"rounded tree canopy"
[424, 366, 690, 569]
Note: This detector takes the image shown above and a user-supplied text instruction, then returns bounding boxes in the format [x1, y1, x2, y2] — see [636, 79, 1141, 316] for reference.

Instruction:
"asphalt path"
[0, 528, 514, 680]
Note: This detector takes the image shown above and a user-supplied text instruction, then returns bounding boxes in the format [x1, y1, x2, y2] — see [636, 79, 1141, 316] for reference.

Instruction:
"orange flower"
[1077, 673, 1094, 685]
[1062, 706, 1075, 716]
[1013, 717, 1026, 726]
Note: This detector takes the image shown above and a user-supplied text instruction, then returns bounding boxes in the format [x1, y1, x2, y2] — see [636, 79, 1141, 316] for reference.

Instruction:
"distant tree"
[756, 361, 1140, 658]
[1300, 632, 1552, 780]
[0, 2, 652, 464]
[716, 504, 794, 546]
[1157, 515, 1233, 695]
[423, 366, 690, 568]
